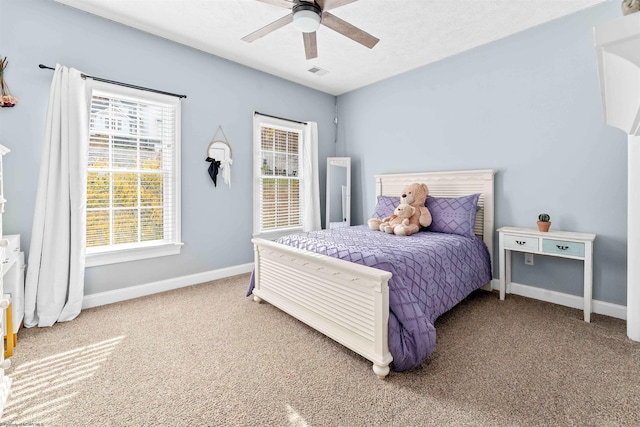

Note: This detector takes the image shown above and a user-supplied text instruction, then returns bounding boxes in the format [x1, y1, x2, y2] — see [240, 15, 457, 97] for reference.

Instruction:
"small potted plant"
[537, 213, 551, 232]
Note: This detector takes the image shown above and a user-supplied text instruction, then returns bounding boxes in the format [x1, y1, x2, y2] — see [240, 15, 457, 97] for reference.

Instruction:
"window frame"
[85, 80, 182, 267]
[253, 114, 306, 241]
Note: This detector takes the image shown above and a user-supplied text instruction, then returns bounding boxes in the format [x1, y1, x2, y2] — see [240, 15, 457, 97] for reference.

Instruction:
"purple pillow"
[426, 194, 480, 237]
[371, 195, 398, 219]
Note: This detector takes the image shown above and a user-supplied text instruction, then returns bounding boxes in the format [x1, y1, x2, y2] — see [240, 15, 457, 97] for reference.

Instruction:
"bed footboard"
[252, 238, 393, 378]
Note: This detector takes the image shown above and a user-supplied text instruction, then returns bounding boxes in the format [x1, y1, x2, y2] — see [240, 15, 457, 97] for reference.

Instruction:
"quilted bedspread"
[248, 225, 491, 372]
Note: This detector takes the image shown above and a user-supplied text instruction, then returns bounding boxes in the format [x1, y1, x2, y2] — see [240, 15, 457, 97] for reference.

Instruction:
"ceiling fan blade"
[318, 0, 358, 11]
[242, 14, 293, 43]
[321, 11, 379, 49]
[255, 0, 294, 9]
[303, 32, 318, 59]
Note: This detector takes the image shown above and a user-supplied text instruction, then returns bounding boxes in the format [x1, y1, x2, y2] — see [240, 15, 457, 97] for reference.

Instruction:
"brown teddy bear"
[368, 182, 432, 235]
[382, 204, 416, 235]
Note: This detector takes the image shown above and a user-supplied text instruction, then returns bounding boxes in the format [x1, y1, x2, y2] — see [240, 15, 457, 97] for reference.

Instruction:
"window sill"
[85, 242, 183, 267]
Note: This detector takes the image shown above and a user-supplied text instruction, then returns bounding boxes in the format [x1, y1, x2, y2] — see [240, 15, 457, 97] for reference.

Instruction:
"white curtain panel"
[24, 65, 88, 327]
[302, 121, 321, 232]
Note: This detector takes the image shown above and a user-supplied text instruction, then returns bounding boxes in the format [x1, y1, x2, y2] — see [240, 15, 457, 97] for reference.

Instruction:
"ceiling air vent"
[308, 66, 328, 76]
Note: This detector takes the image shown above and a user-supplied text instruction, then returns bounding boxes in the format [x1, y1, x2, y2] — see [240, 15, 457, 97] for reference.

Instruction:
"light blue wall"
[0, 0, 336, 295]
[336, 2, 628, 304]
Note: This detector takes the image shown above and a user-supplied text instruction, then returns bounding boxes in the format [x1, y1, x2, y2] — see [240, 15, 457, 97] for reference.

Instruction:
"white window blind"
[254, 116, 304, 237]
[86, 84, 181, 264]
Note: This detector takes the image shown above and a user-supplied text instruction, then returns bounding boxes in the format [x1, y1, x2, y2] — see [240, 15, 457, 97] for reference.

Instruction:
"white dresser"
[0, 144, 11, 416]
[2, 234, 23, 339]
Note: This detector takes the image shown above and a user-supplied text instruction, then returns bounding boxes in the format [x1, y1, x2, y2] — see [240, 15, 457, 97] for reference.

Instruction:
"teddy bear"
[368, 182, 432, 234]
[381, 204, 416, 235]
[378, 203, 402, 233]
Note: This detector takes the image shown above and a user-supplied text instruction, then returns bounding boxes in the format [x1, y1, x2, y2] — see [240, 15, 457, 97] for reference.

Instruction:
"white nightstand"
[498, 226, 596, 322]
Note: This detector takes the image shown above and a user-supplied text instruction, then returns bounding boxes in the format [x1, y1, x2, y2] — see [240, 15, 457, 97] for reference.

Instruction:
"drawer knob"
[557, 245, 569, 250]
[516, 240, 526, 245]
[0, 359, 10, 370]
[0, 299, 8, 309]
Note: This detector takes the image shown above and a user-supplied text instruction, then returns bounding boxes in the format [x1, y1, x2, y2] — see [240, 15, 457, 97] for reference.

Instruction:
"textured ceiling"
[53, 0, 609, 95]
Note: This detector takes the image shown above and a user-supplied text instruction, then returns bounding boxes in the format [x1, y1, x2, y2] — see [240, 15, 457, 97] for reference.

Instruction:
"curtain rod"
[38, 64, 187, 99]
[254, 111, 307, 125]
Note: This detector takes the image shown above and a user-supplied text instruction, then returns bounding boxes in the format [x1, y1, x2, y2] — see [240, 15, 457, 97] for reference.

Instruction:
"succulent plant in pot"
[537, 213, 551, 232]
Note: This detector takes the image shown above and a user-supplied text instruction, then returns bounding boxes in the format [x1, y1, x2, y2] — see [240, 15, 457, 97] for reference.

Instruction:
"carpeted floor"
[1, 273, 638, 426]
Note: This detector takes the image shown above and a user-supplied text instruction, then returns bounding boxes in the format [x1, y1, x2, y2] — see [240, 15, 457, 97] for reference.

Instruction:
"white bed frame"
[251, 169, 496, 378]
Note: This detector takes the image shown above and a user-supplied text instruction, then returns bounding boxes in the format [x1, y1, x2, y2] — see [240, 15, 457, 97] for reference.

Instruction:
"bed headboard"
[375, 169, 496, 265]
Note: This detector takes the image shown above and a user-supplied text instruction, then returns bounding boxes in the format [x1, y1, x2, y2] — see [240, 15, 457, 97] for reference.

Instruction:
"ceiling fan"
[242, 0, 380, 60]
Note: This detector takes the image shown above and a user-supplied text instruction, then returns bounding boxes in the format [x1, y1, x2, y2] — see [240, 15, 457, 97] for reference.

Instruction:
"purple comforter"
[248, 225, 491, 371]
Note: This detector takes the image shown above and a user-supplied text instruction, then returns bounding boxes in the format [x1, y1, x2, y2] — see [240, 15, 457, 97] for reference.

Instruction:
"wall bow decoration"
[206, 125, 233, 187]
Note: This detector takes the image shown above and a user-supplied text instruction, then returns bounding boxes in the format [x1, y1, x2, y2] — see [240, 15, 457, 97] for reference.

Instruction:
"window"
[85, 81, 182, 266]
[253, 114, 306, 240]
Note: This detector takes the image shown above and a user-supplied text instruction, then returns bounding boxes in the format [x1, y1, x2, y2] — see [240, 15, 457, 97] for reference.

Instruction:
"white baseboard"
[81, 267, 626, 320]
[491, 279, 626, 320]
[82, 263, 254, 309]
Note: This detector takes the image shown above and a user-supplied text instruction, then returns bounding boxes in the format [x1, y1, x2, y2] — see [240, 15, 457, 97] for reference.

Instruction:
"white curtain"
[24, 65, 88, 327]
[302, 121, 321, 232]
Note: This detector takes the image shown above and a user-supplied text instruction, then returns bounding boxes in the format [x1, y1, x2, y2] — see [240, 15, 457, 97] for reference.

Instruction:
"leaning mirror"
[325, 157, 351, 229]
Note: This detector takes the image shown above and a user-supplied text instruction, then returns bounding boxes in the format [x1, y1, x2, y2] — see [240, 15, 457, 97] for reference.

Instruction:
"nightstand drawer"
[503, 234, 539, 251]
[542, 239, 585, 257]
[1, 235, 19, 266]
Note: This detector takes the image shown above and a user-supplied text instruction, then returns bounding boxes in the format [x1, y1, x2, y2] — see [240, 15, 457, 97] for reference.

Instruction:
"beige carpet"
[1, 273, 639, 427]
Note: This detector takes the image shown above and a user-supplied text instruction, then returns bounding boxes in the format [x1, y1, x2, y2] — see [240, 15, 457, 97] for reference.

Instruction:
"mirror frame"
[207, 140, 232, 163]
[325, 157, 351, 229]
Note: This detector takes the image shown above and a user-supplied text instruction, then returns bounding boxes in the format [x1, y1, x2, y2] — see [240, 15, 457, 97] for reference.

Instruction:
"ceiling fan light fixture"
[292, 3, 321, 33]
